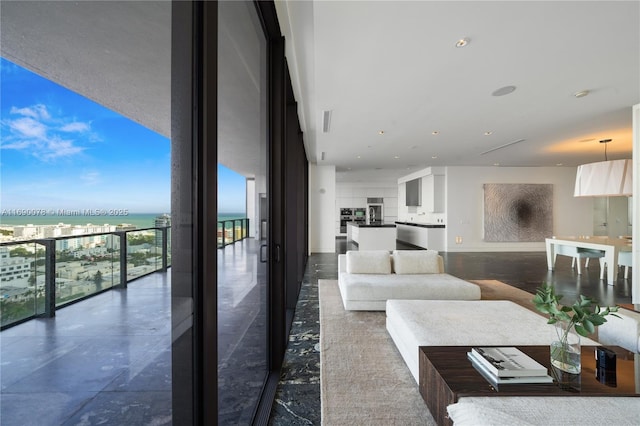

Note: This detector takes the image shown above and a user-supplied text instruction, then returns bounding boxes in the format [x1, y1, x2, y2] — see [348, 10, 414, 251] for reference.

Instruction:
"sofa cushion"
[340, 273, 480, 303]
[392, 249, 440, 274]
[346, 250, 391, 274]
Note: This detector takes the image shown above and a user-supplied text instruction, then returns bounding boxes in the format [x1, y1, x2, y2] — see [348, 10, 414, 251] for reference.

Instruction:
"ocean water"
[218, 213, 246, 222]
[0, 213, 166, 229]
[0, 212, 247, 229]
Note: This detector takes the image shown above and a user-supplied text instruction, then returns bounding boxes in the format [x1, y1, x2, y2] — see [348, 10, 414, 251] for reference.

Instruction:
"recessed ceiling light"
[394, 156, 400, 159]
[494, 163, 500, 166]
[492, 85, 516, 96]
[431, 156, 438, 159]
[574, 90, 589, 98]
[432, 131, 439, 135]
[356, 155, 361, 159]
[556, 163, 563, 166]
[484, 131, 493, 136]
[455, 37, 470, 48]
[378, 130, 385, 135]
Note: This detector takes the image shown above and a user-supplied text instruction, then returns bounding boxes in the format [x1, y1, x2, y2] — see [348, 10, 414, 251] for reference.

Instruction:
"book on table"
[467, 352, 554, 385]
[469, 347, 548, 377]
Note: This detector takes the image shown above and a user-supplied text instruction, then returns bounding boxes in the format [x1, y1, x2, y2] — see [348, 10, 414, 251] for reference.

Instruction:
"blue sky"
[218, 164, 246, 214]
[1, 57, 246, 215]
[1, 57, 171, 213]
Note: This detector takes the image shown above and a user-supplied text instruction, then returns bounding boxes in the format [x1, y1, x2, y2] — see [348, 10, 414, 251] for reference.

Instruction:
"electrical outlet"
[455, 236, 463, 244]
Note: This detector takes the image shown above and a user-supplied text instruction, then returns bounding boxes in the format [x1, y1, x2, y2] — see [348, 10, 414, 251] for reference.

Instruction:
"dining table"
[545, 236, 632, 285]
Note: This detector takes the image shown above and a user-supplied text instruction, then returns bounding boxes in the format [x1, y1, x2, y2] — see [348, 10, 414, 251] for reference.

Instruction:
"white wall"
[335, 182, 398, 235]
[246, 178, 257, 238]
[309, 164, 336, 253]
[445, 166, 593, 252]
[633, 103, 639, 304]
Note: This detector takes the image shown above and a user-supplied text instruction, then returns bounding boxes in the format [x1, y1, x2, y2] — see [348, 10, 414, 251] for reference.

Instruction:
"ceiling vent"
[480, 139, 526, 155]
[322, 110, 332, 133]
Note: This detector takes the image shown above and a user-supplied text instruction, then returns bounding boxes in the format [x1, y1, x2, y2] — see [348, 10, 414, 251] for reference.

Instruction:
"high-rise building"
[154, 214, 171, 247]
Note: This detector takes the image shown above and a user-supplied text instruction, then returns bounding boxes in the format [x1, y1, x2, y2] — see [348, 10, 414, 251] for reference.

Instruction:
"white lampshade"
[574, 159, 633, 197]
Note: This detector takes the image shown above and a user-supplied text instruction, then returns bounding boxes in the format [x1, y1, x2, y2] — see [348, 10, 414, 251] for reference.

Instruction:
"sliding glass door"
[217, 1, 269, 423]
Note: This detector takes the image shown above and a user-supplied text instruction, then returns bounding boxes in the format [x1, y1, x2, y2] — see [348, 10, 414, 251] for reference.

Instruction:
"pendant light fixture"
[574, 139, 633, 197]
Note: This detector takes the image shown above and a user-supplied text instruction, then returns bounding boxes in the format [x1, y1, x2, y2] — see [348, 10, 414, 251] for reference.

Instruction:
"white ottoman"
[598, 307, 640, 353]
[386, 299, 599, 383]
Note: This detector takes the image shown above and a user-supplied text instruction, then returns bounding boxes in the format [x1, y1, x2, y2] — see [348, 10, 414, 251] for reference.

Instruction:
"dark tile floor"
[267, 238, 635, 424]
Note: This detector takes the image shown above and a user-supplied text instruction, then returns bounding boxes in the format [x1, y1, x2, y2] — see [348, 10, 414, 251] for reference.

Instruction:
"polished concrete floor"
[1, 239, 634, 425]
[0, 271, 172, 426]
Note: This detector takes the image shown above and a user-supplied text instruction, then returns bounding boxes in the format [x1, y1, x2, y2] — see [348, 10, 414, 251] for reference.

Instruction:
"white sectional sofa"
[337, 250, 481, 311]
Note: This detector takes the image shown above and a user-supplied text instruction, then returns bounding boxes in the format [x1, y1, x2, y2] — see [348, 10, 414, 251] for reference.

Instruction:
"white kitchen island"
[395, 221, 446, 251]
[346, 222, 397, 251]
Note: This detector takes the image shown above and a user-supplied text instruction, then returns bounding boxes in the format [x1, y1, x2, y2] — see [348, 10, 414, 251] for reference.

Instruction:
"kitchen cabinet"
[422, 174, 444, 212]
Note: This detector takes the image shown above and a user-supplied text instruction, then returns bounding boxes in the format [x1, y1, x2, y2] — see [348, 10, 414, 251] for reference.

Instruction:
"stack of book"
[467, 346, 553, 385]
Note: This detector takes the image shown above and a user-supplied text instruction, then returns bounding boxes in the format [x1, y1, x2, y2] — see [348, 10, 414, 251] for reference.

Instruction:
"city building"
[1, 1, 638, 425]
[154, 213, 171, 246]
[0, 247, 32, 287]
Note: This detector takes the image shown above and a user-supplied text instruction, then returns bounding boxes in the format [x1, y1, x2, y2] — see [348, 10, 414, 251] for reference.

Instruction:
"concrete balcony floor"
[0, 271, 172, 426]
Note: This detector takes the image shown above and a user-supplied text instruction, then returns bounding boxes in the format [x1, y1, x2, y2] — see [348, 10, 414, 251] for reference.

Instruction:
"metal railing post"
[117, 232, 127, 288]
[37, 239, 56, 318]
[161, 227, 168, 272]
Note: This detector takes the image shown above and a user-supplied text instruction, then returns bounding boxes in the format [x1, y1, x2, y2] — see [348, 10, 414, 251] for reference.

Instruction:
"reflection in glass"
[218, 1, 268, 423]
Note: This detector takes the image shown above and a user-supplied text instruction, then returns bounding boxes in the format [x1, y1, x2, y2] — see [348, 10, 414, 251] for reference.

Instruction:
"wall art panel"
[484, 183, 553, 242]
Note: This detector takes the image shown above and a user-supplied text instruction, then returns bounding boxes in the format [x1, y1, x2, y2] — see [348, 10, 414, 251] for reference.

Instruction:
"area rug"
[319, 278, 543, 425]
[318, 279, 436, 425]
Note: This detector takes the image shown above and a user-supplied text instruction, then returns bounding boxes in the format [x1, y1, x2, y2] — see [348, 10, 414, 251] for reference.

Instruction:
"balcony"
[0, 220, 256, 424]
[1, 227, 172, 330]
[0, 269, 172, 425]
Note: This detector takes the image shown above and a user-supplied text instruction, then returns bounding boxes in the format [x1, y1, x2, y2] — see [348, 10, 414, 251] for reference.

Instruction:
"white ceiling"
[276, 0, 640, 182]
[2, 1, 638, 185]
[0, 1, 171, 139]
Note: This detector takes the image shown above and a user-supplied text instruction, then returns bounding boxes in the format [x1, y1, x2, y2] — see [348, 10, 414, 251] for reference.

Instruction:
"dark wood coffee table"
[419, 345, 639, 426]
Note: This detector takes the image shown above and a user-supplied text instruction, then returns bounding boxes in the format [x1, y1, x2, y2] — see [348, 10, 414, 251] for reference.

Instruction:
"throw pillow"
[346, 250, 391, 274]
[393, 250, 440, 274]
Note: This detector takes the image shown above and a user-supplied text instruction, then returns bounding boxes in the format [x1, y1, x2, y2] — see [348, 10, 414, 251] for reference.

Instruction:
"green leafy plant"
[533, 284, 619, 336]
[533, 284, 619, 372]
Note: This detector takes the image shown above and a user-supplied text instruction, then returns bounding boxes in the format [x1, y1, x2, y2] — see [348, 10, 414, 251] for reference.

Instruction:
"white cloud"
[7, 116, 47, 139]
[1, 139, 36, 150]
[81, 170, 101, 185]
[60, 121, 90, 133]
[10, 104, 51, 120]
[2, 103, 94, 161]
[37, 138, 86, 161]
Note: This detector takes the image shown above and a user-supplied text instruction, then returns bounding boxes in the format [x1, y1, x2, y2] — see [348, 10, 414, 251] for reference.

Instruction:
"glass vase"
[550, 320, 581, 374]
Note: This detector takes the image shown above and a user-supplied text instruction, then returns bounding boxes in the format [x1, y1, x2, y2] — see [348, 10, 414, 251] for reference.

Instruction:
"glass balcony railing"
[0, 226, 170, 330]
[217, 218, 250, 248]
